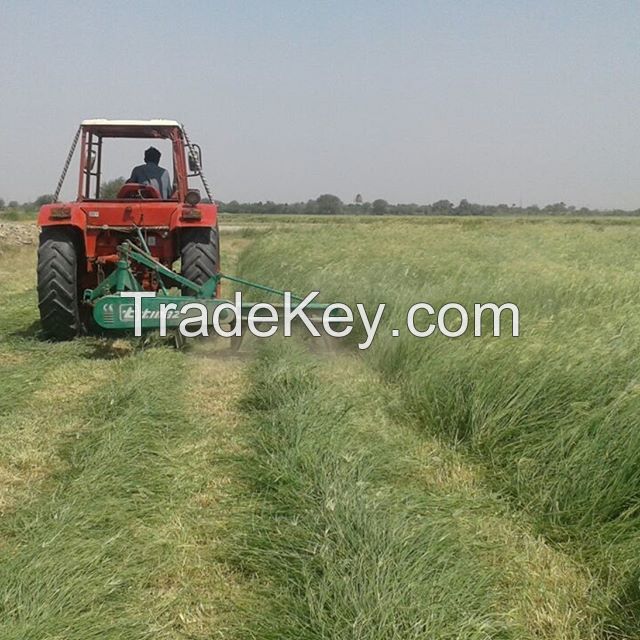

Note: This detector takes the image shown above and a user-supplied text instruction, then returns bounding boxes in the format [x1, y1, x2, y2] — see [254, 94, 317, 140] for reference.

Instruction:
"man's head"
[144, 146, 161, 165]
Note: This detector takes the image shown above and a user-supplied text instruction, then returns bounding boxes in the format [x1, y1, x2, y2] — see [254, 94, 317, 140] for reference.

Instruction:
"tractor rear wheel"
[37, 227, 83, 340]
[180, 227, 219, 295]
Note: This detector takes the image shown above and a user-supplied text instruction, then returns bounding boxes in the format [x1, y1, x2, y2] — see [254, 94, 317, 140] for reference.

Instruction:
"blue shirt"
[128, 162, 172, 199]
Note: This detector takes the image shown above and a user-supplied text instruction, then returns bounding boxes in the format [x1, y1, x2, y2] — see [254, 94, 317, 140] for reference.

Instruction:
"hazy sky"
[1, 0, 639, 208]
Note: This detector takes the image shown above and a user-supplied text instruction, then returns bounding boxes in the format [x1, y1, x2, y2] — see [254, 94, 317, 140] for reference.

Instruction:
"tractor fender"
[37, 204, 87, 232]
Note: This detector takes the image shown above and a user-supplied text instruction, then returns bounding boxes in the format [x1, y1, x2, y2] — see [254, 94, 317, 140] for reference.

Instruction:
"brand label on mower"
[101, 303, 184, 323]
[118, 305, 182, 322]
[96, 298, 231, 330]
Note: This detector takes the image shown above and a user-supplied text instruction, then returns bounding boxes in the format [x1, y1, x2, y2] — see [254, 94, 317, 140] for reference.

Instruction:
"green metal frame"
[85, 241, 331, 332]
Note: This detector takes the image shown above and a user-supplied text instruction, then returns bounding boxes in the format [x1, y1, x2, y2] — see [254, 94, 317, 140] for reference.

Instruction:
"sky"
[1, 0, 639, 209]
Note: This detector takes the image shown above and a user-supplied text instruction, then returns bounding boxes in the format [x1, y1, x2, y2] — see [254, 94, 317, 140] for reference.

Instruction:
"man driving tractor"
[128, 146, 172, 199]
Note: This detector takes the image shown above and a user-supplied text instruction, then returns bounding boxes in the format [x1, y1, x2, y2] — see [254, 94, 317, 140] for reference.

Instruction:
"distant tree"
[304, 199, 319, 215]
[7, 201, 18, 209]
[100, 177, 126, 200]
[455, 199, 484, 216]
[224, 200, 241, 213]
[396, 203, 419, 216]
[457, 199, 471, 215]
[354, 193, 363, 205]
[264, 201, 280, 214]
[34, 194, 56, 207]
[315, 194, 343, 215]
[372, 198, 389, 215]
[543, 202, 567, 215]
[432, 199, 454, 215]
[0, 198, 4, 209]
[288, 202, 305, 215]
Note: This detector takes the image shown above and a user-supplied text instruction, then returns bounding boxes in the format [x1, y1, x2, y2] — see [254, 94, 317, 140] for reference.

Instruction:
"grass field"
[1, 217, 639, 638]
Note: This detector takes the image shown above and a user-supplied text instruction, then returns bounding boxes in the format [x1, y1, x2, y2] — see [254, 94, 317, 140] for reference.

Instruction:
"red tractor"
[37, 119, 219, 340]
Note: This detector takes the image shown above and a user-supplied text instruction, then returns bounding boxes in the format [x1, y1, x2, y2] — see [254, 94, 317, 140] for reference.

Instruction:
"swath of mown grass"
[236, 217, 640, 637]
[0, 354, 113, 516]
[0, 348, 257, 639]
[224, 340, 602, 639]
[0, 350, 174, 638]
[0, 245, 114, 514]
[0, 241, 255, 638]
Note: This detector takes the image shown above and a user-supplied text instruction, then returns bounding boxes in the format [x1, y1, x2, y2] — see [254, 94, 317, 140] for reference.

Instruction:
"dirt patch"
[0, 222, 38, 247]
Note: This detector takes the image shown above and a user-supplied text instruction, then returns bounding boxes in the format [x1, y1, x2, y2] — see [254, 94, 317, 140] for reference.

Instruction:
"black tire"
[37, 227, 83, 340]
[180, 227, 219, 295]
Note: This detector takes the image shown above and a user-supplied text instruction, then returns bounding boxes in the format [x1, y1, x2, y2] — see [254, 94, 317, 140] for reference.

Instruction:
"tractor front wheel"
[180, 227, 219, 295]
[37, 227, 83, 340]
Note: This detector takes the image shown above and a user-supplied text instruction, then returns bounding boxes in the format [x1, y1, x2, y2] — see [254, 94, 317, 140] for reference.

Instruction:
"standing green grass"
[236, 217, 640, 637]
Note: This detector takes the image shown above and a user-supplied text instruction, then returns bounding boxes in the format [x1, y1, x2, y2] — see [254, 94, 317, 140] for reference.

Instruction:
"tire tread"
[180, 227, 219, 295]
[37, 228, 81, 340]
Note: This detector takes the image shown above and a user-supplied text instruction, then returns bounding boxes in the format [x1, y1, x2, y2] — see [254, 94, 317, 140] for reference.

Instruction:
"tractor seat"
[116, 183, 162, 199]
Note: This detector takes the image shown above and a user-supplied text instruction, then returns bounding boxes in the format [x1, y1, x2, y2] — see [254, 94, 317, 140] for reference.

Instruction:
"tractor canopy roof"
[80, 119, 182, 138]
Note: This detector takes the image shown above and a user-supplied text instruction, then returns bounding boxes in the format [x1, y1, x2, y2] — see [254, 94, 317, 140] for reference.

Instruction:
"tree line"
[2, 190, 639, 217]
[218, 194, 640, 217]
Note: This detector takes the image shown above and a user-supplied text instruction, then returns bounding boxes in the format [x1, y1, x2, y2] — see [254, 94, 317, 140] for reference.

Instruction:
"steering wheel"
[117, 183, 161, 199]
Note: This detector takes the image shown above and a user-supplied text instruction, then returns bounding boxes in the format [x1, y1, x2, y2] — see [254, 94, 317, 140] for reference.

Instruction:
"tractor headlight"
[185, 189, 201, 206]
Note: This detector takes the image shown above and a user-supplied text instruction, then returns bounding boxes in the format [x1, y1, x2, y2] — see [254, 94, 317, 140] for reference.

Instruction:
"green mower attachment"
[84, 241, 332, 342]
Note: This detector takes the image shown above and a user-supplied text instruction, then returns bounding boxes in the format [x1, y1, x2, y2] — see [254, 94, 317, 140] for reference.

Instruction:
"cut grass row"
[224, 342, 602, 638]
[0, 243, 254, 638]
[0, 349, 256, 639]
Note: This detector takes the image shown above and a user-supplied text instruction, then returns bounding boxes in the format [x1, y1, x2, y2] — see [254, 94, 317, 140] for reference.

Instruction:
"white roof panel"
[81, 119, 181, 127]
